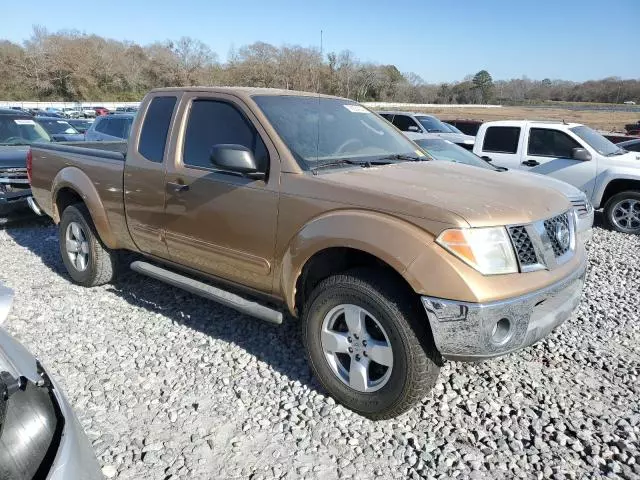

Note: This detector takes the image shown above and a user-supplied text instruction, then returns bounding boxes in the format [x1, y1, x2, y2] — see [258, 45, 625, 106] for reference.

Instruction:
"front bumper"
[422, 259, 587, 362]
[575, 210, 594, 245]
[0, 190, 31, 215]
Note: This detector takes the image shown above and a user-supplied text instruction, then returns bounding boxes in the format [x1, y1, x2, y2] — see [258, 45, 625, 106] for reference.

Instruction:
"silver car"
[0, 285, 102, 479]
[378, 111, 476, 149]
[84, 114, 135, 142]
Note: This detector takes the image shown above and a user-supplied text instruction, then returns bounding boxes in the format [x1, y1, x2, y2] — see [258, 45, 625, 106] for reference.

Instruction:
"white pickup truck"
[473, 121, 640, 234]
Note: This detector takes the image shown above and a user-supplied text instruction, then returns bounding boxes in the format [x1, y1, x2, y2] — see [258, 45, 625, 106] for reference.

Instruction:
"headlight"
[436, 227, 518, 275]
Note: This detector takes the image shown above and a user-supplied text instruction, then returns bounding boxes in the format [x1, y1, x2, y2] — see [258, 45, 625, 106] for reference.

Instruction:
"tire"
[604, 191, 640, 234]
[302, 268, 441, 420]
[58, 204, 117, 286]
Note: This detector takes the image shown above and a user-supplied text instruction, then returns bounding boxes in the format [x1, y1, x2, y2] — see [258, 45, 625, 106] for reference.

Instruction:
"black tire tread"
[302, 267, 441, 420]
[59, 203, 116, 286]
[603, 190, 640, 234]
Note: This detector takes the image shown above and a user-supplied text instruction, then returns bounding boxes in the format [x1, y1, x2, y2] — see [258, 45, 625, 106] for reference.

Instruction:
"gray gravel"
[1, 218, 639, 480]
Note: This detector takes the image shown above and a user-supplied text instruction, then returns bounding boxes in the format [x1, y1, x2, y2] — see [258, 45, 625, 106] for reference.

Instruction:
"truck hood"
[434, 132, 475, 145]
[505, 169, 584, 199]
[322, 161, 570, 227]
[0, 146, 29, 169]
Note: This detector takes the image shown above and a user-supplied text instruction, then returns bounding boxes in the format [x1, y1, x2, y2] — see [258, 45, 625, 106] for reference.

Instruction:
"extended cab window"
[104, 118, 125, 138]
[392, 115, 420, 132]
[482, 126, 520, 154]
[94, 118, 109, 133]
[528, 128, 581, 158]
[182, 100, 268, 172]
[138, 96, 177, 162]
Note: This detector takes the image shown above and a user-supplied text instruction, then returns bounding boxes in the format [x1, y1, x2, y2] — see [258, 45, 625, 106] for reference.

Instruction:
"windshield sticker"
[344, 104, 369, 113]
[14, 119, 35, 125]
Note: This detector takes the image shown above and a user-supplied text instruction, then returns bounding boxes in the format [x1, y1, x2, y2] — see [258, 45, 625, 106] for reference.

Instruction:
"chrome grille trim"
[570, 199, 591, 218]
[508, 211, 576, 272]
[508, 226, 538, 267]
[544, 213, 571, 257]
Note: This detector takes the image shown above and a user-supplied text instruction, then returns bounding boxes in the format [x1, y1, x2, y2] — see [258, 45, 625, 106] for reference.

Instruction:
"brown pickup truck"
[29, 87, 587, 419]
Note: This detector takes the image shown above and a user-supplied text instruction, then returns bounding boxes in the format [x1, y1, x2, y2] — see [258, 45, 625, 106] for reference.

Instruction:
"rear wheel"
[302, 268, 441, 420]
[58, 204, 117, 286]
[604, 191, 640, 234]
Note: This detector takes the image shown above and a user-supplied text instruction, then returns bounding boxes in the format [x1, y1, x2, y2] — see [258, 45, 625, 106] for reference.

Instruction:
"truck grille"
[570, 199, 591, 218]
[0, 168, 29, 192]
[508, 226, 538, 266]
[508, 211, 575, 272]
[544, 213, 571, 257]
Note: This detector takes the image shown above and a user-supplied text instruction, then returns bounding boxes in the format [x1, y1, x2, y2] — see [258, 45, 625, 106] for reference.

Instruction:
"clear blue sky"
[3, 0, 639, 83]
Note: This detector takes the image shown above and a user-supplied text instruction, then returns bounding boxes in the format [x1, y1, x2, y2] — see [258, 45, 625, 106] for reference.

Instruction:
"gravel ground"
[1, 218, 638, 480]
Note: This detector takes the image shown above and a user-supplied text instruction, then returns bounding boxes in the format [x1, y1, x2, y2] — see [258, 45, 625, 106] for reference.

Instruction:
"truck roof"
[482, 119, 583, 129]
[376, 111, 436, 117]
[149, 86, 345, 100]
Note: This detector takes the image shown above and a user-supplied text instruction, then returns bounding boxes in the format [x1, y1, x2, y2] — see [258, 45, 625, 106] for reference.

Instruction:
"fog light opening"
[491, 318, 512, 345]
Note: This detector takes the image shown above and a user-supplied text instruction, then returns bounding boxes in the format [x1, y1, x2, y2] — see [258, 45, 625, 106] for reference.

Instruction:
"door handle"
[167, 182, 189, 193]
[521, 159, 540, 167]
[481, 156, 492, 162]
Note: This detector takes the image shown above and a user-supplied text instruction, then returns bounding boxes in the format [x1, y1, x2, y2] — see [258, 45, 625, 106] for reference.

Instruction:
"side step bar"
[130, 261, 283, 325]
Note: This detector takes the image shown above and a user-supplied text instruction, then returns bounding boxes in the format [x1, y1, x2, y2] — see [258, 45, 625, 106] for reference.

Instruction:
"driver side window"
[528, 128, 581, 158]
[182, 99, 269, 172]
[392, 115, 420, 132]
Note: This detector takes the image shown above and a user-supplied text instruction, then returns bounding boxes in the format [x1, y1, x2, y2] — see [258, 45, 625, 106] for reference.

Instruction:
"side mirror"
[210, 144, 264, 179]
[407, 126, 420, 132]
[572, 147, 592, 161]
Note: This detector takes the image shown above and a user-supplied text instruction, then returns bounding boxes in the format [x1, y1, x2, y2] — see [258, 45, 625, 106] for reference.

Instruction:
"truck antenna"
[314, 29, 323, 174]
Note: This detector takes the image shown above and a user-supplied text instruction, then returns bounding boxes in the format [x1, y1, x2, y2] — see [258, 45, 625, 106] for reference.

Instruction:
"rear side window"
[392, 115, 420, 132]
[104, 118, 126, 138]
[528, 128, 581, 158]
[482, 126, 521, 154]
[138, 96, 177, 162]
[379, 113, 394, 121]
[94, 118, 109, 133]
[182, 99, 269, 172]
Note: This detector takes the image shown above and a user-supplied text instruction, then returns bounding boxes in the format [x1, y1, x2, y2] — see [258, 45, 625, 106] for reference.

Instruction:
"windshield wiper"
[311, 158, 372, 172]
[377, 154, 424, 162]
[607, 149, 626, 156]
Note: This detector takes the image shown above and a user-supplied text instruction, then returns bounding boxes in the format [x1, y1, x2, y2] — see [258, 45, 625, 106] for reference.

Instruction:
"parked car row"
[26, 86, 596, 420]
[5, 105, 139, 119]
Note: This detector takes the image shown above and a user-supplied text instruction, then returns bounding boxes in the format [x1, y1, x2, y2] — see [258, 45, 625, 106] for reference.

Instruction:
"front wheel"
[604, 191, 640, 234]
[58, 204, 117, 286]
[302, 268, 441, 420]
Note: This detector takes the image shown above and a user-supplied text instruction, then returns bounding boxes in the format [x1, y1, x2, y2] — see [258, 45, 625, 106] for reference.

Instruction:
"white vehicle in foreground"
[473, 121, 640, 234]
[406, 132, 594, 243]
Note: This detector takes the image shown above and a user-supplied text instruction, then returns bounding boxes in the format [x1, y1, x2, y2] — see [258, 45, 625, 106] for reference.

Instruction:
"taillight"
[26, 148, 33, 184]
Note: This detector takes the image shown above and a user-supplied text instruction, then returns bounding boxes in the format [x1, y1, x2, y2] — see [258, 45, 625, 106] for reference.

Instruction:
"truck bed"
[35, 141, 128, 160]
[30, 141, 129, 247]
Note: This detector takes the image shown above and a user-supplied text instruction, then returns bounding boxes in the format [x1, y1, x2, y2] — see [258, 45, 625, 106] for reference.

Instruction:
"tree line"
[0, 28, 638, 104]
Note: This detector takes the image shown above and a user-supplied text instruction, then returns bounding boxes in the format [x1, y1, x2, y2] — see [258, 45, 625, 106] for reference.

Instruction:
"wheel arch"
[52, 167, 118, 249]
[278, 210, 437, 317]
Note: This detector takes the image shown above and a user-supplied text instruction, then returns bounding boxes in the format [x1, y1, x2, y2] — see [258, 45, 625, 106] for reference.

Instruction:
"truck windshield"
[570, 125, 623, 156]
[0, 117, 51, 145]
[253, 95, 422, 170]
[38, 119, 79, 135]
[415, 115, 449, 133]
[414, 138, 496, 170]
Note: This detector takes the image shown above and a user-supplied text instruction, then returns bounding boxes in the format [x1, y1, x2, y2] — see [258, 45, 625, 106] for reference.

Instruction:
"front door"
[522, 127, 597, 197]
[163, 94, 279, 293]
